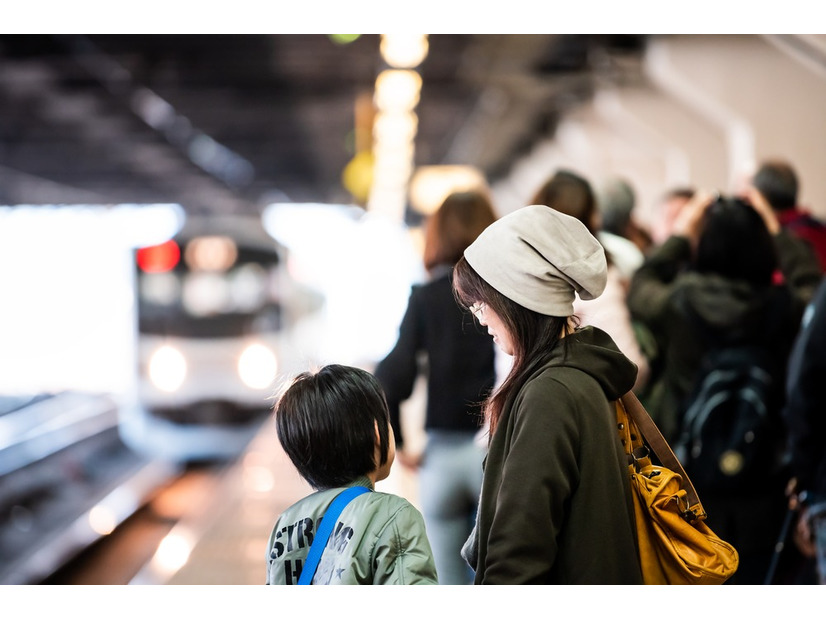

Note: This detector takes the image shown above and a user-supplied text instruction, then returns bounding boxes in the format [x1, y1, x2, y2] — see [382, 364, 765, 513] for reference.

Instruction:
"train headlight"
[148, 345, 187, 392]
[238, 343, 278, 390]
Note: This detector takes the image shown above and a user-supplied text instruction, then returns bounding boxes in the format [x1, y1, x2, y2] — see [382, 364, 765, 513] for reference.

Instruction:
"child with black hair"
[266, 364, 438, 585]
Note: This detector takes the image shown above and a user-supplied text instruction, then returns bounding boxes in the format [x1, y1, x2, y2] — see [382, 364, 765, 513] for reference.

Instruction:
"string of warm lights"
[366, 34, 429, 221]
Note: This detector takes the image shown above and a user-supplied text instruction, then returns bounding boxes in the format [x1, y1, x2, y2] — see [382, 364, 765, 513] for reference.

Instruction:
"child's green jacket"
[266, 476, 438, 585]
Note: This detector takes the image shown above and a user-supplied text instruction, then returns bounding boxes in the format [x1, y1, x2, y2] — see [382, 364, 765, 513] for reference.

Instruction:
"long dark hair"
[452, 256, 573, 437]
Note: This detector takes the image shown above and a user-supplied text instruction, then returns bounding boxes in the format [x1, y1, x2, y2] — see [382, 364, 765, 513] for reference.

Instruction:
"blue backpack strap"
[297, 486, 371, 585]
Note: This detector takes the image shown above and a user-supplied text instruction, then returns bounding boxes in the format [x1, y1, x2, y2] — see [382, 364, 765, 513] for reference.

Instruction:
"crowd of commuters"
[627, 188, 815, 583]
[266, 157, 826, 585]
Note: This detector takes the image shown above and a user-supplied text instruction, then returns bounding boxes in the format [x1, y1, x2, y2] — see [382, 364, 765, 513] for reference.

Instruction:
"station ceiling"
[0, 34, 649, 216]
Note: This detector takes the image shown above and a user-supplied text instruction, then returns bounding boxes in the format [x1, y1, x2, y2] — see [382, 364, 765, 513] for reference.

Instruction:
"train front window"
[136, 237, 282, 338]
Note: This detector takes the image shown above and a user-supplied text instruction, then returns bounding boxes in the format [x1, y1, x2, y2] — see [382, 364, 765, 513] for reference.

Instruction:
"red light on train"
[137, 240, 181, 273]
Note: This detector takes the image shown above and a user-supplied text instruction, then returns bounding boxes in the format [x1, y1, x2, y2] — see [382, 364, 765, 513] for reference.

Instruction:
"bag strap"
[619, 392, 705, 520]
[297, 485, 371, 585]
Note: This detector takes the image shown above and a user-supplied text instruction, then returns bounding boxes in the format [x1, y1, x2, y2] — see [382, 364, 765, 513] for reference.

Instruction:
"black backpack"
[675, 345, 786, 494]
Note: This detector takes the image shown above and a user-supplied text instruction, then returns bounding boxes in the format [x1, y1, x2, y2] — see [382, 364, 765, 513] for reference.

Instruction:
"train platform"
[4, 393, 813, 620]
[122, 412, 823, 611]
[129, 379, 426, 587]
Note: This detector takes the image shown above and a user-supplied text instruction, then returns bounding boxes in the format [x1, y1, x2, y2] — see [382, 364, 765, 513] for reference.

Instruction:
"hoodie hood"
[673, 272, 778, 340]
[540, 325, 638, 401]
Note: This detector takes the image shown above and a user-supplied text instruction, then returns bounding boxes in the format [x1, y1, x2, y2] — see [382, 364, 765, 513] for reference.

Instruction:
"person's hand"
[671, 190, 716, 241]
[785, 479, 816, 557]
[397, 448, 423, 470]
[793, 507, 817, 558]
[786, 477, 801, 509]
[742, 186, 781, 235]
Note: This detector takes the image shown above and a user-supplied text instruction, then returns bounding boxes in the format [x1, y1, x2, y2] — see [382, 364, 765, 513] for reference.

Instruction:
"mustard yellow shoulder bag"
[616, 392, 740, 585]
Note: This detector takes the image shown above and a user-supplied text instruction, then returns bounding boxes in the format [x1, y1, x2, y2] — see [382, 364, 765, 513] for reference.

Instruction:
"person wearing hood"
[627, 191, 815, 444]
[452, 204, 643, 584]
[627, 191, 815, 583]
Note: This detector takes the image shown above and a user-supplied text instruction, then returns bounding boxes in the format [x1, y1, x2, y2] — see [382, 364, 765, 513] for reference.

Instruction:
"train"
[118, 213, 286, 462]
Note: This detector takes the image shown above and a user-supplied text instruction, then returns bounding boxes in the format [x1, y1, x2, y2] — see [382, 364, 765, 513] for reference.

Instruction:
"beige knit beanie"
[463, 204, 607, 316]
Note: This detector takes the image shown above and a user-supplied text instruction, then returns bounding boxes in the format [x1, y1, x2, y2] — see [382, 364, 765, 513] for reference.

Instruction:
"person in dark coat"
[627, 191, 817, 584]
[782, 278, 826, 584]
[628, 191, 819, 443]
[453, 205, 643, 584]
[374, 190, 497, 584]
[752, 159, 826, 273]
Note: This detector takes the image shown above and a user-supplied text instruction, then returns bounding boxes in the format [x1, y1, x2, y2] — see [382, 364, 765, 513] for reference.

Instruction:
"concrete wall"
[492, 34, 826, 230]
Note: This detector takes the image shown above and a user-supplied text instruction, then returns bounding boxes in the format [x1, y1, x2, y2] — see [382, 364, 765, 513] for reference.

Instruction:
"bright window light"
[0, 203, 182, 395]
[262, 203, 425, 365]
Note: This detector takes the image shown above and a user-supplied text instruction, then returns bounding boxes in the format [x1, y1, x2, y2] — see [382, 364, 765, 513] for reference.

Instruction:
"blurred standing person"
[453, 205, 642, 584]
[531, 170, 649, 392]
[782, 278, 826, 584]
[596, 176, 653, 261]
[627, 192, 814, 583]
[374, 190, 497, 585]
[743, 184, 822, 306]
[533, 170, 642, 282]
[650, 186, 695, 247]
[628, 185, 698, 405]
[752, 159, 826, 272]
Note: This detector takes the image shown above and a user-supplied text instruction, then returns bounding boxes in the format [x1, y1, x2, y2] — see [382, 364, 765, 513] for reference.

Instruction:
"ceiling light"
[380, 35, 429, 69]
[374, 70, 422, 113]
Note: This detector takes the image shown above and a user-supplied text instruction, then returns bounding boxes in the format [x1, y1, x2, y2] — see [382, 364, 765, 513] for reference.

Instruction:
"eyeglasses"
[469, 301, 486, 321]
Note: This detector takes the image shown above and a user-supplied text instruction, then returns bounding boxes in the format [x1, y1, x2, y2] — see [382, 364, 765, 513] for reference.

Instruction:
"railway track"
[41, 461, 225, 585]
[0, 393, 182, 584]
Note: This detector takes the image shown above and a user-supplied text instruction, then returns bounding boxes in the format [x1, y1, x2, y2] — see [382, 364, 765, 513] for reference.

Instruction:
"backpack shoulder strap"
[297, 486, 371, 585]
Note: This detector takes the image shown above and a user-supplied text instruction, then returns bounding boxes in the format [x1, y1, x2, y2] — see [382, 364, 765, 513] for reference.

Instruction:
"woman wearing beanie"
[453, 204, 643, 584]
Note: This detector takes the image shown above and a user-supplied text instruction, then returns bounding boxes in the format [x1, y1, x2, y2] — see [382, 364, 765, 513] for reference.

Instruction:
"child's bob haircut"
[274, 364, 392, 490]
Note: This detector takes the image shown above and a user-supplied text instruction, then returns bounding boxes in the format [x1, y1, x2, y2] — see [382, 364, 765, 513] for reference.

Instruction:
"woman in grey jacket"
[452, 205, 643, 584]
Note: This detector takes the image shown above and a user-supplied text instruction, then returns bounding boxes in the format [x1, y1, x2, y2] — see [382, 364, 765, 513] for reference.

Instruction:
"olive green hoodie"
[463, 326, 643, 584]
